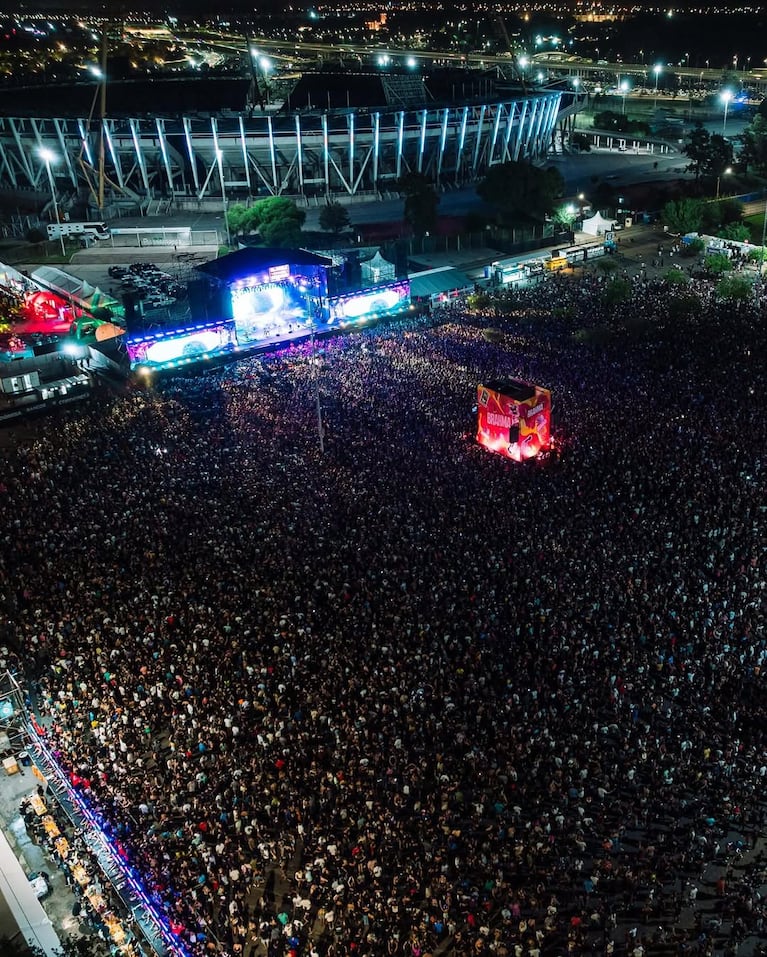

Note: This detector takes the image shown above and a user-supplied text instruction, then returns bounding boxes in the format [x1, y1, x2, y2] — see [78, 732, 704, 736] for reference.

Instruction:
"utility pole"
[96, 27, 108, 215]
[311, 306, 325, 454]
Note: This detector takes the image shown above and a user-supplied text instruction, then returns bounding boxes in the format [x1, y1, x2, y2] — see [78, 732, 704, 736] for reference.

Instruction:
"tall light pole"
[715, 166, 732, 200]
[759, 195, 767, 293]
[215, 148, 231, 249]
[39, 147, 66, 258]
[653, 64, 662, 109]
[619, 79, 630, 115]
[310, 302, 325, 454]
[721, 89, 733, 137]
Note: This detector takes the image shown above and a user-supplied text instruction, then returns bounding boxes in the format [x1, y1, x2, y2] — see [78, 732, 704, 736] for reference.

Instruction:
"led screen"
[476, 383, 551, 462]
[127, 324, 235, 367]
[231, 282, 310, 345]
[329, 281, 410, 324]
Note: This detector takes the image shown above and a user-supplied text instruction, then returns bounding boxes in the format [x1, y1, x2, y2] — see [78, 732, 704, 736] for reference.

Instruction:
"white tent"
[581, 212, 618, 236]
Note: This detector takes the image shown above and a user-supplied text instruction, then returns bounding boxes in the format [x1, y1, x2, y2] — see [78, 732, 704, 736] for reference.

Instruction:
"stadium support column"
[267, 116, 278, 194]
[502, 102, 517, 163]
[396, 111, 405, 180]
[183, 117, 201, 196]
[322, 114, 330, 196]
[103, 120, 124, 191]
[513, 100, 529, 161]
[8, 118, 34, 187]
[156, 118, 174, 195]
[0, 139, 16, 187]
[239, 117, 252, 195]
[53, 119, 77, 187]
[456, 106, 468, 183]
[373, 112, 381, 193]
[295, 115, 304, 195]
[128, 119, 150, 203]
[437, 107, 450, 179]
[489, 104, 502, 167]
[418, 110, 427, 173]
[472, 105, 487, 174]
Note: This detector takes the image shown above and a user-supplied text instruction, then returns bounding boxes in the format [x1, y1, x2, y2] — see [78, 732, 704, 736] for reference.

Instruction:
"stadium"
[0, 71, 566, 215]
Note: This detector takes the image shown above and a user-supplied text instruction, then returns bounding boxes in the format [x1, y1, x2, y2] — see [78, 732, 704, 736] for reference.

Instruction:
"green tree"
[226, 202, 256, 236]
[396, 172, 439, 238]
[551, 204, 578, 227]
[701, 198, 744, 234]
[748, 247, 767, 264]
[250, 197, 306, 246]
[717, 222, 750, 242]
[664, 267, 688, 285]
[740, 114, 767, 174]
[716, 273, 753, 301]
[704, 252, 732, 275]
[476, 161, 564, 222]
[662, 198, 704, 234]
[702, 133, 735, 182]
[319, 202, 351, 236]
[683, 123, 711, 181]
[680, 237, 704, 258]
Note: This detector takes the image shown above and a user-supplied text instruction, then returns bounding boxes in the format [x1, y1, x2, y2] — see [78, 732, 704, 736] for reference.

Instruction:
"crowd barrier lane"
[26, 723, 196, 957]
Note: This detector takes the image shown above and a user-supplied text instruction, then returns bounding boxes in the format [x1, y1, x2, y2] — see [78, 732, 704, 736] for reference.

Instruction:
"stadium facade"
[0, 75, 563, 208]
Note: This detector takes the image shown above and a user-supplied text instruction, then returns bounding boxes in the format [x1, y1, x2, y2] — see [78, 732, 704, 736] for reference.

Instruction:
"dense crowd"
[1, 267, 767, 957]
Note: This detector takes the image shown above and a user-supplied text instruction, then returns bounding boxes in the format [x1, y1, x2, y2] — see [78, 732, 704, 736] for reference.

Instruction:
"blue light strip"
[28, 725, 194, 957]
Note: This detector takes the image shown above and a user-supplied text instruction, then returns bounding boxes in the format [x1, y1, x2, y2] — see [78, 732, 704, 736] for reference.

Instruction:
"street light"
[215, 148, 231, 249]
[715, 166, 732, 200]
[653, 64, 662, 108]
[39, 147, 66, 257]
[619, 79, 630, 114]
[721, 89, 733, 137]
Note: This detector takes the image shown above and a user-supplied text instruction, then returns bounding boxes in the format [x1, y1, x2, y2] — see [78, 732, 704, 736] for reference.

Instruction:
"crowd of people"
[1, 265, 766, 957]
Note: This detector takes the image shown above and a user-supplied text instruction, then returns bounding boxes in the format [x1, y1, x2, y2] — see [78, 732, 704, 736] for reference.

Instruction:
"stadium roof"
[0, 78, 252, 118]
[196, 248, 334, 284]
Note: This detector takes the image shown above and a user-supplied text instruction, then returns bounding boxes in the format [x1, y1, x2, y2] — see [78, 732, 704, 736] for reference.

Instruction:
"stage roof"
[196, 248, 334, 284]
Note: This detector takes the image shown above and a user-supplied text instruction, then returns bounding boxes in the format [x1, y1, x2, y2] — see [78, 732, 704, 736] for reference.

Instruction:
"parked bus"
[47, 221, 110, 242]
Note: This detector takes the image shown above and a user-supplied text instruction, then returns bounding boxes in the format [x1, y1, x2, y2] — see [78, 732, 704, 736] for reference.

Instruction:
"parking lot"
[17, 245, 218, 327]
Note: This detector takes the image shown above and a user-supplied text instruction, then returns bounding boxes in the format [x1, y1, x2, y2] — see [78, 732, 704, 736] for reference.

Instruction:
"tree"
[740, 115, 767, 174]
[396, 172, 439, 238]
[476, 161, 564, 222]
[702, 133, 734, 182]
[319, 202, 351, 236]
[664, 267, 688, 286]
[717, 222, 750, 242]
[571, 132, 591, 152]
[700, 198, 744, 234]
[249, 197, 306, 247]
[662, 198, 704, 235]
[226, 202, 256, 236]
[704, 252, 732, 275]
[716, 273, 753, 301]
[683, 123, 710, 181]
[680, 237, 704, 258]
[551, 204, 578, 227]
